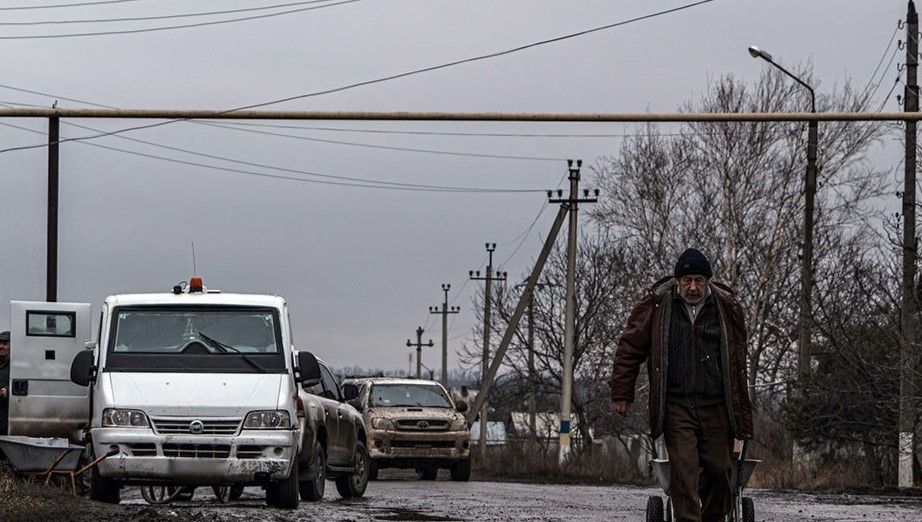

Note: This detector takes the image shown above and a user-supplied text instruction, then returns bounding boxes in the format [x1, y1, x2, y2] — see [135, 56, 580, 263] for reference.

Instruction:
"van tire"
[299, 443, 326, 502]
[273, 460, 300, 509]
[368, 458, 379, 481]
[450, 459, 471, 481]
[90, 466, 120, 504]
[335, 441, 369, 498]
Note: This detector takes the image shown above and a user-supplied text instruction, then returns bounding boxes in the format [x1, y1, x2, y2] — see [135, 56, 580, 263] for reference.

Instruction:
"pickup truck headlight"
[371, 417, 394, 430]
[102, 408, 149, 427]
[243, 410, 291, 429]
[450, 419, 468, 431]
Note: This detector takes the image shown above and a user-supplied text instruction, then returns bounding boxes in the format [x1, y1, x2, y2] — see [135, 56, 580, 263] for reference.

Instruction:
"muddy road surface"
[119, 473, 922, 522]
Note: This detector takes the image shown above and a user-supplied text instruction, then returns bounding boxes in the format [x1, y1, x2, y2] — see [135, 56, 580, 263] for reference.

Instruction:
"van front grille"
[151, 418, 241, 435]
[162, 443, 231, 459]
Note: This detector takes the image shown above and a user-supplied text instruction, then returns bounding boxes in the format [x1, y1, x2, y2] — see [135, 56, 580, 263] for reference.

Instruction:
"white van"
[9, 278, 316, 509]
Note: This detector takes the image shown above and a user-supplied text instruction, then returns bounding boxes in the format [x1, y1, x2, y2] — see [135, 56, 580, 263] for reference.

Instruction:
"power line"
[0, 0, 716, 153]
[196, 120, 562, 162]
[0, 0, 360, 39]
[0, 0, 338, 26]
[0, 117, 543, 193]
[0, 0, 146, 11]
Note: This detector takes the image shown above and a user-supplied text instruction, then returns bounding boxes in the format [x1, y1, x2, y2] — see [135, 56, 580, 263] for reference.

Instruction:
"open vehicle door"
[8, 301, 92, 440]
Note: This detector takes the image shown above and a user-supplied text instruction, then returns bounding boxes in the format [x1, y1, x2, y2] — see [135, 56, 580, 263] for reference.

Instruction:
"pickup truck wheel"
[368, 458, 379, 481]
[450, 459, 471, 482]
[416, 466, 438, 481]
[299, 443, 326, 502]
[273, 460, 300, 509]
[335, 441, 369, 498]
[90, 466, 120, 504]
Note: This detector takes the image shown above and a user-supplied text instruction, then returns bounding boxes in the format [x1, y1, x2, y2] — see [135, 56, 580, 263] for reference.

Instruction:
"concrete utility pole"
[406, 327, 433, 379]
[548, 160, 598, 463]
[900, 0, 919, 489]
[470, 244, 506, 453]
[46, 116, 59, 302]
[430, 284, 460, 388]
[515, 277, 555, 437]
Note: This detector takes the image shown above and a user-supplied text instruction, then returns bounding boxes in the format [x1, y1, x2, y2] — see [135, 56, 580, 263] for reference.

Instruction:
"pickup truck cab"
[7, 278, 366, 509]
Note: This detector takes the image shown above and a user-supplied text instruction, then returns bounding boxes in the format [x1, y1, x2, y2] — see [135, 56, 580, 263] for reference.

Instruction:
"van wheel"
[450, 459, 471, 481]
[299, 443, 326, 502]
[368, 458, 379, 481]
[273, 460, 300, 509]
[335, 441, 369, 498]
[90, 466, 120, 504]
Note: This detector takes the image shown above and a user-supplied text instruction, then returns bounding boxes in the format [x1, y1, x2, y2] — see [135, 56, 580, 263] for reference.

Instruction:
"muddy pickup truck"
[342, 377, 471, 481]
[5, 277, 367, 509]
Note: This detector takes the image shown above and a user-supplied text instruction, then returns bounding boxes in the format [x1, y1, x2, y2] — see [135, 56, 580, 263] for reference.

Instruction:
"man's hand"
[612, 400, 631, 415]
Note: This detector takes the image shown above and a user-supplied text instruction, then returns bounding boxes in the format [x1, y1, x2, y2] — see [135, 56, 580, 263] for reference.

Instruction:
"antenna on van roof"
[191, 241, 197, 275]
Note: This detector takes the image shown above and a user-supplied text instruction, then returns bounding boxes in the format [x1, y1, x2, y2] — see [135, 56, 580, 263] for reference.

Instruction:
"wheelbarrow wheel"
[645, 495, 664, 522]
[742, 497, 755, 522]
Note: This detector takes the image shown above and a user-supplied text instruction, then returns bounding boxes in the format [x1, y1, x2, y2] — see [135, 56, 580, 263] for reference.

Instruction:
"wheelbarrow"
[0, 435, 117, 495]
[646, 439, 760, 522]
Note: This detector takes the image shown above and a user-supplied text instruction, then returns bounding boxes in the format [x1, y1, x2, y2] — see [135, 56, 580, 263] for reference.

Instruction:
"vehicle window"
[370, 384, 452, 408]
[320, 365, 341, 401]
[104, 306, 287, 374]
[304, 381, 324, 396]
[112, 308, 279, 354]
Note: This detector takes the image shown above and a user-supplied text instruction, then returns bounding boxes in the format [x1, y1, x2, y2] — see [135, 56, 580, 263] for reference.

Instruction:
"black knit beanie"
[674, 248, 713, 278]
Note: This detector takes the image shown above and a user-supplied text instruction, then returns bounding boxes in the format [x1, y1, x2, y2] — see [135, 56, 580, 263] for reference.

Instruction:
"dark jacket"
[609, 276, 754, 440]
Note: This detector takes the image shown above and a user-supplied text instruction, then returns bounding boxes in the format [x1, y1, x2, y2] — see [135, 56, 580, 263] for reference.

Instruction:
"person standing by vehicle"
[609, 249, 753, 522]
[0, 331, 10, 436]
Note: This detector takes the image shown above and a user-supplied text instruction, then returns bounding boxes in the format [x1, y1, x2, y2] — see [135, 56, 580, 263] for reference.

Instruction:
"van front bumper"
[90, 427, 298, 484]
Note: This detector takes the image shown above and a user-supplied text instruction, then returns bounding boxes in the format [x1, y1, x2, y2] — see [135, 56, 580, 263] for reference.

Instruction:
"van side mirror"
[456, 401, 468, 413]
[70, 350, 96, 387]
[296, 352, 322, 387]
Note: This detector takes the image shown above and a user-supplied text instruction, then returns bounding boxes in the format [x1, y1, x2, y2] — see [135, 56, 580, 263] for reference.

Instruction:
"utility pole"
[515, 277, 554, 437]
[548, 159, 598, 463]
[406, 327, 433, 379]
[900, 0, 919, 489]
[470, 244, 506, 454]
[47, 116, 59, 302]
[430, 284, 460, 388]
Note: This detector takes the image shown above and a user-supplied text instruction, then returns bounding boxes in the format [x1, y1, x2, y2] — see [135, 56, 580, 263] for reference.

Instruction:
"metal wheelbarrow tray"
[0, 435, 84, 472]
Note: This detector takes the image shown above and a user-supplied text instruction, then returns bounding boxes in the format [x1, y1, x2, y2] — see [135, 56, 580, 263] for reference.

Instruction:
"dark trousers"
[663, 402, 733, 522]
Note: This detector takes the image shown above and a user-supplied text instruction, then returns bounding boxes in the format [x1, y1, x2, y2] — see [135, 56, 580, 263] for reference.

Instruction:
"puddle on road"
[374, 508, 462, 521]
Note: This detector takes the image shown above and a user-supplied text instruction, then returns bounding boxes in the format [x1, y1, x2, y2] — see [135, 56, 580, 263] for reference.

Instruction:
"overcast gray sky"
[0, 0, 905, 374]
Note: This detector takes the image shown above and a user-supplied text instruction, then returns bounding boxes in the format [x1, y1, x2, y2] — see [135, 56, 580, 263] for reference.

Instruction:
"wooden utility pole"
[470, 244, 506, 453]
[430, 284, 460, 388]
[406, 327, 433, 379]
[900, 0, 919, 489]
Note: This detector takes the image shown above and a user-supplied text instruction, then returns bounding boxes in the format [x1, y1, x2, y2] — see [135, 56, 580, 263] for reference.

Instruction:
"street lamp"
[749, 45, 818, 386]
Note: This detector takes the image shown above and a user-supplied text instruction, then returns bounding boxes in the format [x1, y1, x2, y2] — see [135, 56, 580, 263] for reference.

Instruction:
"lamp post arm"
[760, 56, 816, 113]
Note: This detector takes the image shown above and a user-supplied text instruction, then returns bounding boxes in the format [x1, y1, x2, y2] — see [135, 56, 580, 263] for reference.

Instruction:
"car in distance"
[342, 377, 471, 481]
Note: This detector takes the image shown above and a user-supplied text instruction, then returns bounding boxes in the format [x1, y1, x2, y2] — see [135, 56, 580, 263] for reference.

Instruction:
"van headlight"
[243, 410, 291, 429]
[450, 419, 468, 431]
[102, 408, 149, 427]
[371, 417, 394, 430]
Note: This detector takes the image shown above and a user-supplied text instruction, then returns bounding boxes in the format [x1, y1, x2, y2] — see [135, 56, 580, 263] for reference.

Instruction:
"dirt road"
[119, 476, 922, 522]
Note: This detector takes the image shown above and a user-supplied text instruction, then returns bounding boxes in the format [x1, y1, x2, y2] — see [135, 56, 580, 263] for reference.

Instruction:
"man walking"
[610, 249, 753, 522]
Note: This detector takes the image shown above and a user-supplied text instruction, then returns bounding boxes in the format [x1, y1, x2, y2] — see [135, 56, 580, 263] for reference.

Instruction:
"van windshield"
[105, 306, 286, 373]
[370, 384, 453, 408]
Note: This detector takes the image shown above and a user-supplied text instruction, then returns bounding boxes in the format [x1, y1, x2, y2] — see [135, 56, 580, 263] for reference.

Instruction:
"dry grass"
[471, 440, 655, 486]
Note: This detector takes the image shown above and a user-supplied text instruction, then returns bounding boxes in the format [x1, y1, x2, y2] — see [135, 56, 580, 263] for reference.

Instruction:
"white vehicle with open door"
[12, 278, 320, 509]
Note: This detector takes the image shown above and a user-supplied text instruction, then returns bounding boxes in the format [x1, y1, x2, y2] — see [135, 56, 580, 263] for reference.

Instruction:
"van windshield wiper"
[196, 331, 267, 373]
[196, 331, 238, 353]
